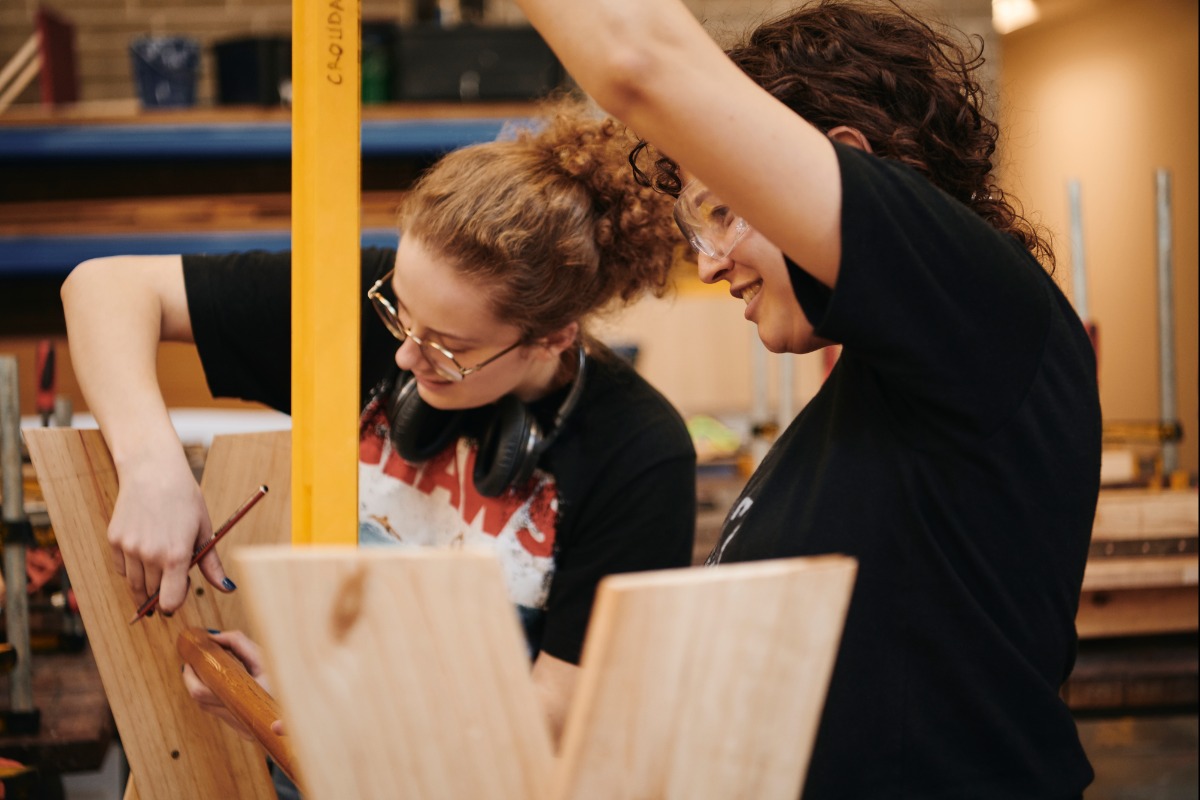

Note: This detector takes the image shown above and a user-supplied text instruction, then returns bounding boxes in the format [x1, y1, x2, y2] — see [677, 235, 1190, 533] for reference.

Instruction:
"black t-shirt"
[709, 144, 1100, 798]
[183, 248, 697, 664]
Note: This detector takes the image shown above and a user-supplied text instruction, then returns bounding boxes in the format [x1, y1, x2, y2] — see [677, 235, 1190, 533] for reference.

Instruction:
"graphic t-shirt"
[183, 248, 697, 663]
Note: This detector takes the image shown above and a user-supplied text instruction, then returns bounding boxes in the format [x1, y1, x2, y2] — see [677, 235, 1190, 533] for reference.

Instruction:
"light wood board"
[23, 428, 289, 799]
[234, 546, 555, 800]
[290, 0, 361, 545]
[1092, 488, 1199, 540]
[553, 556, 857, 800]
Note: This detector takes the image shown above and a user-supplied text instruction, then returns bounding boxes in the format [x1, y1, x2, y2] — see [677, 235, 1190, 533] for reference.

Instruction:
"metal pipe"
[1067, 179, 1089, 321]
[1155, 170, 1179, 475]
[0, 355, 35, 713]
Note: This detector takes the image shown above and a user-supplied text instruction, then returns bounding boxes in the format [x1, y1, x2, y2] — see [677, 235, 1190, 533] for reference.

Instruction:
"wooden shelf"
[0, 192, 406, 277]
[0, 102, 537, 160]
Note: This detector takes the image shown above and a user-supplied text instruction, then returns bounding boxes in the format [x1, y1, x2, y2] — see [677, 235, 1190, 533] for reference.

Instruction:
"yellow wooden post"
[291, 0, 361, 544]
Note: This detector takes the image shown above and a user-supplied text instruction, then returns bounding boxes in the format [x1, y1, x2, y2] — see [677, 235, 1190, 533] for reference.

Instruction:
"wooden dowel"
[0, 34, 40, 115]
[176, 627, 300, 787]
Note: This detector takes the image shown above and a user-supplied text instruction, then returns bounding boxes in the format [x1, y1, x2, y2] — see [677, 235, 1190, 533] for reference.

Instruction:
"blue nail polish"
[222, 577, 238, 591]
[207, 628, 221, 635]
[162, 610, 173, 618]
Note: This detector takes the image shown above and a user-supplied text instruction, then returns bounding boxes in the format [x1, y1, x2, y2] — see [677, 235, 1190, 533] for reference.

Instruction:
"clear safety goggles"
[672, 180, 751, 260]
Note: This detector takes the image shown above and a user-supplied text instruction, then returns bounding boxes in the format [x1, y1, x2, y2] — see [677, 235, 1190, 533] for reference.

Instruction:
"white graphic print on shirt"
[357, 404, 559, 610]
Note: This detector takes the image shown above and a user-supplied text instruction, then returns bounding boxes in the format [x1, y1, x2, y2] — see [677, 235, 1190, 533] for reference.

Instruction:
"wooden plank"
[1082, 555, 1199, 591]
[196, 430, 292, 640]
[1077, 587, 1199, 638]
[0, 192, 405, 236]
[289, 0, 361, 545]
[233, 547, 554, 800]
[553, 556, 857, 800]
[1092, 488, 1198, 540]
[22, 428, 276, 799]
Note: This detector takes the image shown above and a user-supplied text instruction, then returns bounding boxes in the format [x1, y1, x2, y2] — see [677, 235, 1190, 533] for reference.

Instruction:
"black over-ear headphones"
[387, 347, 588, 497]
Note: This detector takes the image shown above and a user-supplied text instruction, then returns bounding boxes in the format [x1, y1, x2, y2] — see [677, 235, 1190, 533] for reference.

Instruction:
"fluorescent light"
[992, 0, 1040, 34]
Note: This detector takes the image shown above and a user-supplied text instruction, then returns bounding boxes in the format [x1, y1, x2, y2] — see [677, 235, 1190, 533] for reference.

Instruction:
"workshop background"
[0, 1, 1196, 798]
[0, 0, 1195, 477]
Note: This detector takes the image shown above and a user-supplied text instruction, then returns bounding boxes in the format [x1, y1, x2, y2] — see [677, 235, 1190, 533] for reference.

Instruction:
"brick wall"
[1, 1, 992, 107]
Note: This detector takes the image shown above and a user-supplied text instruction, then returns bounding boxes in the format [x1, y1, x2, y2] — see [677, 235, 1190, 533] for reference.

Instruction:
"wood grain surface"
[234, 546, 555, 800]
[23, 428, 289, 799]
[176, 626, 298, 785]
[554, 555, 857, 800]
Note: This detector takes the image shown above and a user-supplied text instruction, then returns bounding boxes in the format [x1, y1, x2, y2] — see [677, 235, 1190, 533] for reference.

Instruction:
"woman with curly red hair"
[515, 0, 1100, 796]
[61, 100, 696, 759]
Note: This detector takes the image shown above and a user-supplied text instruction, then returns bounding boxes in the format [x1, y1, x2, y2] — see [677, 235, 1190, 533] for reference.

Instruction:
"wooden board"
[198, 431, 292, 640]
[1082, 555, 1199, 592]
[233, 547, 554, 800]
[553, 556, 857, 800]
[23, 428, 288, 799]
[1077, 586, 1200, 638]
[290, 0, 361, 545]
[1092, 488, 1199, 540]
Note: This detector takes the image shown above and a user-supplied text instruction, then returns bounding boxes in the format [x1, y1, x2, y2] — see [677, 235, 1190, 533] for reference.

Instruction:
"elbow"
[61, 256, 108, 313]
[580, 40, 670, 125]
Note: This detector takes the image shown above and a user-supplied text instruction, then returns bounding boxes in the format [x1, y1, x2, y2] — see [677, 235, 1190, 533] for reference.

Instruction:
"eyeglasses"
[673, 179, 751, 260]
[367, 268, 524, 382]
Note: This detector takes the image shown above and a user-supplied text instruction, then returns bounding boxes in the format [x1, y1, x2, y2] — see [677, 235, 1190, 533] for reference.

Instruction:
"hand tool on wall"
[34, 340, 55, 427]
[0, 356, 39, 734]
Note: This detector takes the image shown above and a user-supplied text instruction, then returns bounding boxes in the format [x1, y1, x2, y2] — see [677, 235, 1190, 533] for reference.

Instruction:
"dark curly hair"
[632, 0, 1054, 269]
[399, 97, 679, 344]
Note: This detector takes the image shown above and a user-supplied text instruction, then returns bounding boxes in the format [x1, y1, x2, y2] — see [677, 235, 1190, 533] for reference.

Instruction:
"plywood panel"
[23, 427, 276, 799]
[199, 430, 291, 639]
[1092, 488, 1199, 540]
[234, 547, 555, 800]
[553, 556, 857, 800]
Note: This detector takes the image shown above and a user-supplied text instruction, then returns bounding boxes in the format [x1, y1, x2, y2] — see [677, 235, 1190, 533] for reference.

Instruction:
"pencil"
[129, 484, 269, 625]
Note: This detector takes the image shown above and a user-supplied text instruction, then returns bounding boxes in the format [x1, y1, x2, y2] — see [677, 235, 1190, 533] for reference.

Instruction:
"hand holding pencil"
[129, 485, 269, 625]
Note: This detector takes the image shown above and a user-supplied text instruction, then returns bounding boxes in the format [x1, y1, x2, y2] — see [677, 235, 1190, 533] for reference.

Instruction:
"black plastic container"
[213, 36, 291, 106]
[394, 25, 564, 102]
[130, 36, 199, 108]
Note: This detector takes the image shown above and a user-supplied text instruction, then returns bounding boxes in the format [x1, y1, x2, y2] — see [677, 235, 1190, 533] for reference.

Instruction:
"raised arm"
[61, 255, 233, 613]
[513, 0, 844, 286]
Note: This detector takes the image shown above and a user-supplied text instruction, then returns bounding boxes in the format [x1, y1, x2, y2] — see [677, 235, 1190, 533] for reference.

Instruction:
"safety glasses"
[672, 179, 751, 260]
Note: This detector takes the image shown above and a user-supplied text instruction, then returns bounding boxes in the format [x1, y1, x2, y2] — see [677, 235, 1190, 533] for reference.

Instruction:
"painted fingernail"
[207, 628, 221, 635]
[222, 577, 238, 591]
[162, 610, 173, 618]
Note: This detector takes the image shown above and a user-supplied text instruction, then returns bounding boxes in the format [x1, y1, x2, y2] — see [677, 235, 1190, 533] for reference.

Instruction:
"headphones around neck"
[386, 347, 588, 497]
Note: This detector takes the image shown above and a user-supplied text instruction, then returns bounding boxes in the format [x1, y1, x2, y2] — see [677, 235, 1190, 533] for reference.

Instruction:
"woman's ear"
[827, 126, 873, 153]
[535, 321, 580, 359]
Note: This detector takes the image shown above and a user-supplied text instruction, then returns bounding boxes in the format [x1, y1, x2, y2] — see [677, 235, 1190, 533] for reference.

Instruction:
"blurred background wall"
[1, 0, 1195, 474]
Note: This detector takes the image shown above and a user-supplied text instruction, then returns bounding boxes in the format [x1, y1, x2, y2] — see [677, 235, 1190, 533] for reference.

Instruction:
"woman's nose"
[394, 337, 424, 371]
[696, 251, 733, 284]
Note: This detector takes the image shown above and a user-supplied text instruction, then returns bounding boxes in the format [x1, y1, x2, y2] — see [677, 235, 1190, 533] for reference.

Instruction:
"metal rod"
[1067, 179, 1089, 321]
[0, 356, 35, 713]
[1155, 169, 1179, 475]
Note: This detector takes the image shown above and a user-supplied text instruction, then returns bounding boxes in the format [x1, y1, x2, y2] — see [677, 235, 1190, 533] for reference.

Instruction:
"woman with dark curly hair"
[61, 100, 696, 754]
[515, 0, 1099, 796]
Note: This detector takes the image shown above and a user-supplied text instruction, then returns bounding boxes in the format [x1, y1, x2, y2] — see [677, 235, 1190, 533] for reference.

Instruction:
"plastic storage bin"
[130, 36, 199, 108]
